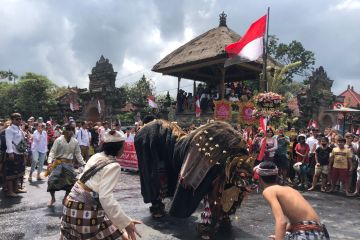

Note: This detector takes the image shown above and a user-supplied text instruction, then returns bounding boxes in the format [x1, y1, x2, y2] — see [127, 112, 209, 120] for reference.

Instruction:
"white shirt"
[5, 124, 24, 154]
[98, 127, 109, 145]
[76, 128, 91, 146]
[47, 135, 85, 165]
[352, 141, 359, 154]
[228, 96, 239, 102]
[306, 136, 318, 154]
[83, 152, 131, 231]
[127, 133, 135, 142]
[31, 130, 48, 153]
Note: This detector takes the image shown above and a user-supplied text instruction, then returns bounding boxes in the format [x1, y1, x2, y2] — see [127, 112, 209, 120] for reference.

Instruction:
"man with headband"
[254, 161, 330, 240]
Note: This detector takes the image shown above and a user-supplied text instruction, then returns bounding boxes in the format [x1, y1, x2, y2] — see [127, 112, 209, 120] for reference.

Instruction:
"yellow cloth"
[332, 147, 352, 169]
[45, 158, 73, 176]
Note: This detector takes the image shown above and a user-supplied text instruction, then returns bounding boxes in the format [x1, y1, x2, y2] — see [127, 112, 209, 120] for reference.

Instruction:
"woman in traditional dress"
[60, 130, 141, 240]
[263, 128, 278, 162]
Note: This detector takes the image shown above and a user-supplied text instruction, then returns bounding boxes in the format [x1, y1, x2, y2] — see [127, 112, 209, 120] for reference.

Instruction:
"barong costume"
[47, 135, 85, 192]
[60, 131, 130, 240]
[5, 124, 26, 180]
[135, 120, 252, 219]
[134, 120, 185, 204]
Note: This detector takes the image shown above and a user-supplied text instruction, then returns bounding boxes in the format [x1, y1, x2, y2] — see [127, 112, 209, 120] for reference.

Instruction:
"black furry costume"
[134, 120, 252, 219]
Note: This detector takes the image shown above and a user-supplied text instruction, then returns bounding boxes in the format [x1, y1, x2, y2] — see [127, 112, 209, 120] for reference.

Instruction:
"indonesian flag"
[333, 102, 344, 110]
[70, 102, 74, 111]
[356, 127, 360, 135]
[307, 119, 319, 129]
[195, 97, 201, 117]
[97, 99, 101, 114]
[257, 116, 268, 161]
[147, 96, 158, 108]
[225, 15, 266, 61]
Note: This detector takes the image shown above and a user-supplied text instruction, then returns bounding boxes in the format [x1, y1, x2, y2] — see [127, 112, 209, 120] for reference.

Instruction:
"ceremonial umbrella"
[325, 107, 360, 136]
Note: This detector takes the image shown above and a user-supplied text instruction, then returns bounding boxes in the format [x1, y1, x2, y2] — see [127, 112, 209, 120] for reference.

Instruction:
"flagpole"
[262, 7, 270, 92]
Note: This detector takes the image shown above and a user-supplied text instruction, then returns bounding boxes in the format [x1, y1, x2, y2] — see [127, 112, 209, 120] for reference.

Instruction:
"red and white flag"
[307, 119, 319, 129]
[70, 102, 74, 111]
[225, 15, 266, 61]
[332, 102, 344, 110]
[97, 99, 101, 114]
[195, 97, 201, 117]
[257, 116, 268, 161]
[147, 96, 158, 108]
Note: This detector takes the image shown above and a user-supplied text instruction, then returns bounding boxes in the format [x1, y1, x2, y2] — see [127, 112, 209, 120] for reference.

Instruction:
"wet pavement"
[1, 168, 360, 240]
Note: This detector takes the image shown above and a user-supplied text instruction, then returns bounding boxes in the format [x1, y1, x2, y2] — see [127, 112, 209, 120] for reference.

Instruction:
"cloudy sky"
[0, 0, 359, 96]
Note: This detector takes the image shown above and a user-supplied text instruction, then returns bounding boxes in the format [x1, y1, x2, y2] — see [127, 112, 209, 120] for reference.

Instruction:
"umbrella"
[325, 107, 360, 136]
[325, 107, 360, 113]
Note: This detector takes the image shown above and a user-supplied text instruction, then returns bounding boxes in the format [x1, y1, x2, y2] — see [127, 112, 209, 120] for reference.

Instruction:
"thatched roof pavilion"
[152, 12, 277, 98]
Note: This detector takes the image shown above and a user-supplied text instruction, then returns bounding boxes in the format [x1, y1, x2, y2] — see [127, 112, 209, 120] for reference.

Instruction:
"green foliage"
[10, 72, 59, 119]
[117, 112, 136, 125]
[156, 91, 173, 108]
[123, 74, 154, 106]
[0, 70, 18, 83]
[267, 61, 302, 94]
[0, 82, 17, 118]
[268, 35, 315, 82]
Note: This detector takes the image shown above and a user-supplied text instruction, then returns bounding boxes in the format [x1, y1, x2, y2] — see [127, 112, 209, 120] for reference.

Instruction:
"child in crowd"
[327, 136, 353, 196]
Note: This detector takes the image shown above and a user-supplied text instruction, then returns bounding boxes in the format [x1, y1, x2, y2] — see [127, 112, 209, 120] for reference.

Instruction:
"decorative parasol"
[325, 107, 360, 136]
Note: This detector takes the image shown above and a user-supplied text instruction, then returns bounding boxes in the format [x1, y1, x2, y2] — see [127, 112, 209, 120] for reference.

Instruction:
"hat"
[38, 117, 43, 121]
[104, 130, 126, 143]
[297, 134, 306, 141]
[28, 116, 35, 121]
[46, 120, 52, 125]
[293, 162, 302, 172]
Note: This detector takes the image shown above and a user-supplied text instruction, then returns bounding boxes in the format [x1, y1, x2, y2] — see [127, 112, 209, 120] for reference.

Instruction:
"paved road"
[1, 168, 359, 240]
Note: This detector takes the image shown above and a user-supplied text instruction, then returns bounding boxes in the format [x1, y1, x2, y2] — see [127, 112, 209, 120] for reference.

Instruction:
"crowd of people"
[249, 127, 360, 197]
[0, 113, 143, 239]
[0, 112, 358, 239]
[176, 82, 254, 113]
[0, 114, 140, 198]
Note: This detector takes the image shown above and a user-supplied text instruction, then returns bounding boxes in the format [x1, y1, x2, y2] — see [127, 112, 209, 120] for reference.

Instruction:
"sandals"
[16, 188, 27, 193]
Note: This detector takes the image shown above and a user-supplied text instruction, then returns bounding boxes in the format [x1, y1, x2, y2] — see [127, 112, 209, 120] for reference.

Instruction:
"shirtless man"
[254, 161, 330, 240]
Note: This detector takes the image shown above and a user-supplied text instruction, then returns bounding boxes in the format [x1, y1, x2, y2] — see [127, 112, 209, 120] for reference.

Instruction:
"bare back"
[263, 185, 320, 225]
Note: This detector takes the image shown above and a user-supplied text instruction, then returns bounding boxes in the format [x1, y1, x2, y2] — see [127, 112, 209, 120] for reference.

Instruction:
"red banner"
[116, 140, 138, 171]
[214, 100, 232, 121]
[238, 102, 256, 125]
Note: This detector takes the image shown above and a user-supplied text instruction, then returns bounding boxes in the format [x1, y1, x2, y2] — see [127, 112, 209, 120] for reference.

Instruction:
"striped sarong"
[286, 221, 330, 240]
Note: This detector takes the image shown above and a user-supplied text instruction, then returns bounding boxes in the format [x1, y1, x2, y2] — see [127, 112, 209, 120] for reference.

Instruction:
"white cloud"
[0, 0, 359, 98]
[330, 0, 360, 11]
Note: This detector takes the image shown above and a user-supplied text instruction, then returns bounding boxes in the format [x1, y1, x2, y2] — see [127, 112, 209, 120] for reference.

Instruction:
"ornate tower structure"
[298, 66, 336, 129]
[88, 55, 117, 92]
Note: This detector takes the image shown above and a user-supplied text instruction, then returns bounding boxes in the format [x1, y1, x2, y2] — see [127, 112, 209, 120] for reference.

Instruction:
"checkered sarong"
[60, 182, 123, 240]
[286, 221, 330, 240]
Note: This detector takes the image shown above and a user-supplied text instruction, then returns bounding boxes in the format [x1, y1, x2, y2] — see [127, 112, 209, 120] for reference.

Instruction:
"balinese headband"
[253, 165, 278, 176]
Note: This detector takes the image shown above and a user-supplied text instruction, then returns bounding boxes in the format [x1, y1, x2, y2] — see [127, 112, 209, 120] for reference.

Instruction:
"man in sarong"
[46, 124, 85, 207]
[4, 113, 27, 197]
[255, 161, 330, 240]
